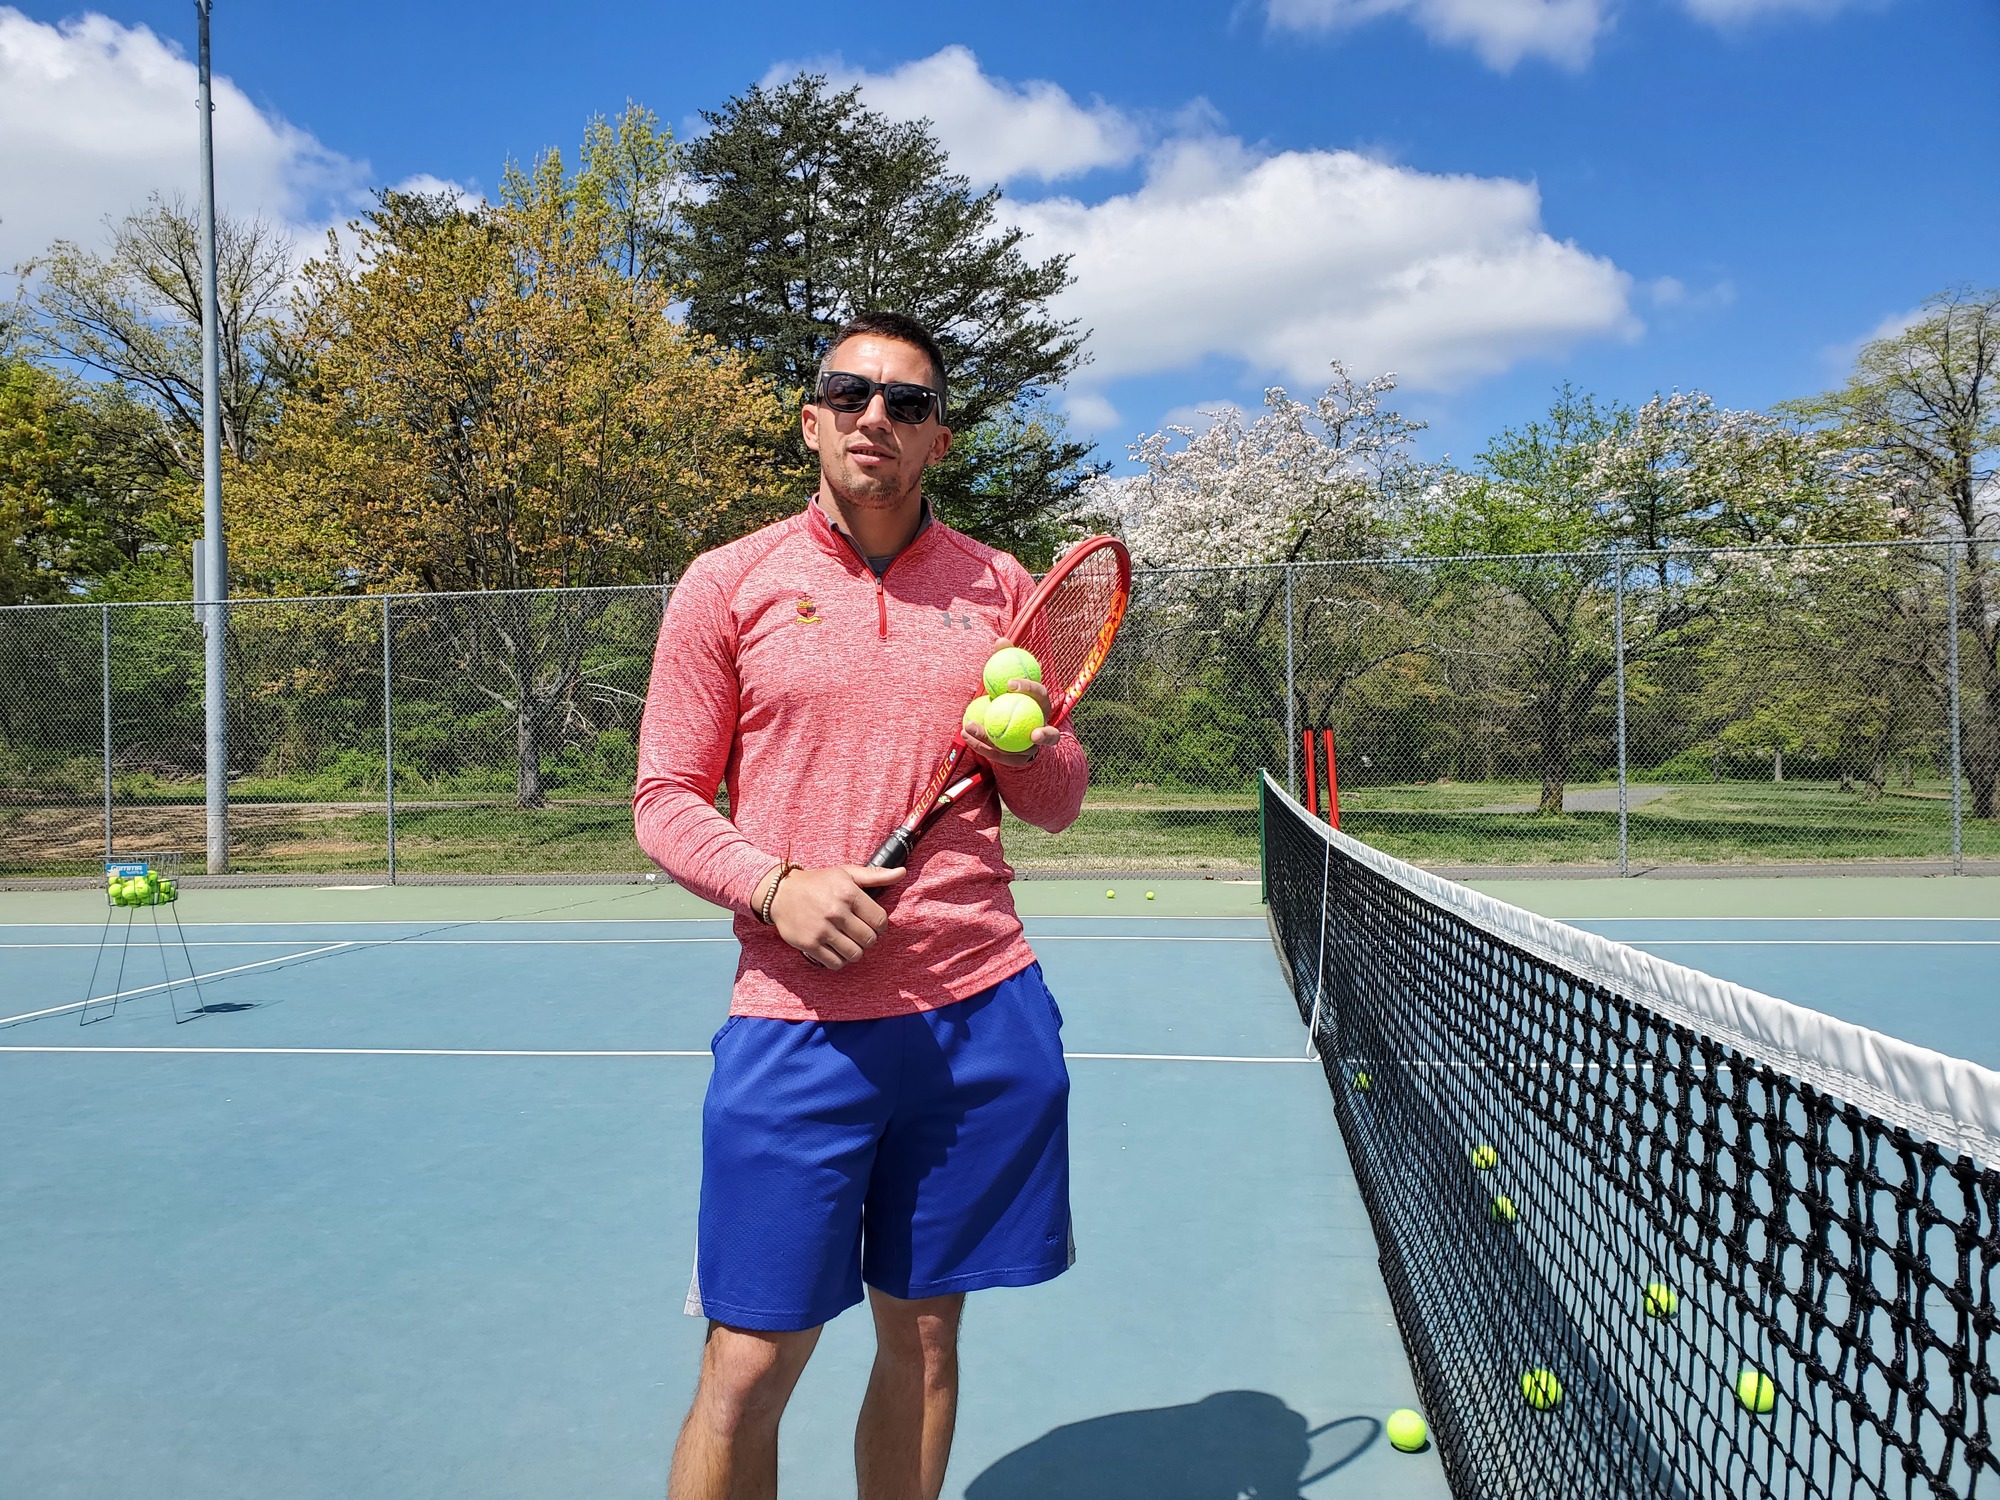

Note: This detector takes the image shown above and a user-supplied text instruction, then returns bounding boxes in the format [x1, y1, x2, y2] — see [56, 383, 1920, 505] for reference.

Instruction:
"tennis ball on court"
[963, 693, 993, 728]
[983, 692, 1046, 753]
[1145, 890, 1155, 901]
[1385, 1409, 1428, 1452]
[982, 646, 1042, 698]
[1521, 1369, 1563, 1410]
[1106, 889, 1116, 899]
[1469, 1144, 1498, 1171]
[1352, 1070, 1372, 1091]
[1643, 1282, 1680, 1319]
[1735, 1368, 1776, 1414]
[1489, 1195, 1519, 1224]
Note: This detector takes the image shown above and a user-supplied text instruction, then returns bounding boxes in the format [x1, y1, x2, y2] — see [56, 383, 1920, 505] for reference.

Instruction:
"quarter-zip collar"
[807, 494, 935, 579]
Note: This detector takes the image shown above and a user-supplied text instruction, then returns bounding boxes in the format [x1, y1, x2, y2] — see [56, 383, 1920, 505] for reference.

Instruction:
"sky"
[1, 0, 1995, 470]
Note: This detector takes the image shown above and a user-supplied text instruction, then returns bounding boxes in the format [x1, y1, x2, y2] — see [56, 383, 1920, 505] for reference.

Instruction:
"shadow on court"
[965, 1391, 1376, 1499]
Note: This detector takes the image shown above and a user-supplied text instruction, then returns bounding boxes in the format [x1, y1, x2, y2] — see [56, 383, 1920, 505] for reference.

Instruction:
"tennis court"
[1, 847, 1995, 1498]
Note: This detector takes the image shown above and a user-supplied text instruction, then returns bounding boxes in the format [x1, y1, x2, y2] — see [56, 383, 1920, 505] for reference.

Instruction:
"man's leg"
[667, 1322, 822, 1500]
[855, 1289, 964, 1500]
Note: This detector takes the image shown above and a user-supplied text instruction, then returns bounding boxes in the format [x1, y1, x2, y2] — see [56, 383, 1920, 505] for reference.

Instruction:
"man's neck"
[816, 485, 926, 561]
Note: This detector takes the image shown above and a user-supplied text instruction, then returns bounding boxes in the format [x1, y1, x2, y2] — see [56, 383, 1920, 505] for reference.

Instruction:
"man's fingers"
[832, 909, 880, 949]
[820, 929, 864, 966]
[847, 864, 905, 888]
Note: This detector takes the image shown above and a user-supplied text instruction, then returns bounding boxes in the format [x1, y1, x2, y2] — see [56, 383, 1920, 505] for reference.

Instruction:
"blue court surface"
[0, 894, 1994, 1498]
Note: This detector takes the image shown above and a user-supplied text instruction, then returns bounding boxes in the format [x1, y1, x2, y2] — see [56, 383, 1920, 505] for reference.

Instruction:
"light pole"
[196, 0, 228, 873]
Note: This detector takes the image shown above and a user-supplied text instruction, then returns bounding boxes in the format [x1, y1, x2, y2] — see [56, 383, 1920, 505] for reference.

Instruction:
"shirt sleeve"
[632, 563, 779, 913]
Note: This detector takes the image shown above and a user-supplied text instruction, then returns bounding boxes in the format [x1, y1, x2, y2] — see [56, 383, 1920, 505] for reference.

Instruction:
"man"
[634, 310, 1086, 1500]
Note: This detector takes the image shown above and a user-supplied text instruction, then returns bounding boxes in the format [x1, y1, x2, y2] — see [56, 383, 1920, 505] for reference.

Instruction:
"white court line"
[0, 942, 356, 1027]
[0, 1045, 1308, 1063]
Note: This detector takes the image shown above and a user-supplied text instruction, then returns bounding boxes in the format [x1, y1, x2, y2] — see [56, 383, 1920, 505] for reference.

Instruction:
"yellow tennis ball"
[983, 646, 1042, 698]
[963, 694, 992, 727]
[1644, 1282, 1680, 1318]
[983, 692, 1045, 752]
[1385, 1408, 1428, 1452]
[1489, 1195, 1519, 1224]
[1521, 1369, 1563, 1410]
[1352, 1070, 1372, 1091]
[1469, 1144, 1498, 1171]
[1735, 1368, 1776, 1414]
[1145, 890, 1155, 901]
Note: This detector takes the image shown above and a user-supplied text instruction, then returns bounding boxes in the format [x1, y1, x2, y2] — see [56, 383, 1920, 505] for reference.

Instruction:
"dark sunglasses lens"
[883, 385, 936, 424]
[819, 373, 872, 412]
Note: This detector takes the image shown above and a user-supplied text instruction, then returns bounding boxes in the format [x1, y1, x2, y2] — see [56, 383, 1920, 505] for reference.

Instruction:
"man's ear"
[926, 425, 952, 466]
[801, 401, 823, 454]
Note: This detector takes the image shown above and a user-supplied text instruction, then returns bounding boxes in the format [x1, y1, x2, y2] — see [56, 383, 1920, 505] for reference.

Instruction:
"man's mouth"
[849, 445, 894, 467]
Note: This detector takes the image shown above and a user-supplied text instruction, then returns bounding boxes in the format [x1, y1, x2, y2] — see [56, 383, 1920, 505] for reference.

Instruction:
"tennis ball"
[1735, 1368, 1776, 1414]
[1489, 1195, 1519, 1224]
[1106, 889, 1116, 899]
[1521, 1369, 1563, 1410]
[1469, 1144, 1498, 1171]
[1352, 1070, 1372, 1091]
[1643, 1282, 1680, 1319]
[1145, 890, 1155, 901]
[982, 646, 1042, 699]
[1385, 1409, 1428, 1452]
[963, 693, 993, 728]
[983, 692, 1046, 753]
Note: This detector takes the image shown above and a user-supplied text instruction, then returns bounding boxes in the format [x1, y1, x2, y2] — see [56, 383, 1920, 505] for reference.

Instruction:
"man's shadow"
[965, 1391, 1378, 1499]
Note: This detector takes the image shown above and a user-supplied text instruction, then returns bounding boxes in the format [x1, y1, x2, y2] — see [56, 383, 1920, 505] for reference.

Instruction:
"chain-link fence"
[2, 540, 1993, 882]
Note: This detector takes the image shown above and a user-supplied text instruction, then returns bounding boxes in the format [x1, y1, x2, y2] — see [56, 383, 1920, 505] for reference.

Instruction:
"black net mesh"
[1260, 774, 2000, 1499]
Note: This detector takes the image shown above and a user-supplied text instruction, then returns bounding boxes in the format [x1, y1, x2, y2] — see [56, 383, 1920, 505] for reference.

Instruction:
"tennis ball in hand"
[963, 693, 993, 728]
[1643, 1282, 1679, 1318]
[982, 646, 1042, 698]
[1385, 1409, 1428, 1452]
[1521, 1369, 1563, 1410]
[1735, 1368, 1776, 1414]
[983, 692, 1046, 753]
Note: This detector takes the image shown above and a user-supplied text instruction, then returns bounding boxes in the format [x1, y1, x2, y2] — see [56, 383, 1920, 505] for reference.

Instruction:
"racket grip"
[867, 828, 915, 869]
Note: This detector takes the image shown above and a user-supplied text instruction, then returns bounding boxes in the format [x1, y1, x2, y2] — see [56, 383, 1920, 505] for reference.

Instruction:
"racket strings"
[1026, 552, 1125, 706]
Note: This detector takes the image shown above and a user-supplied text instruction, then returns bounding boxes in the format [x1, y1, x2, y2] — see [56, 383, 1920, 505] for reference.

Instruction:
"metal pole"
[1614, 550, 1628, 877]
[195, 0, 228, 874]
[1285, 564, 1297, 798]
[383, 596, 397, 883]
[1948, 541, 1963, 875]
[101, 604, 113, 860]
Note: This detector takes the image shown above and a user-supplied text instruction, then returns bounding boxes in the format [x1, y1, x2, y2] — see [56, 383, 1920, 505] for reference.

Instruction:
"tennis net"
[1259, 773, 1999, 1499]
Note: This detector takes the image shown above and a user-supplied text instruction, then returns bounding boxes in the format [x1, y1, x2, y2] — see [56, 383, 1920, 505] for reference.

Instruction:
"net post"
[1613, 548, 1628, 877]
[383, 595, 397, 885]
[1258, 774, 1268, 905]
[1303, 729, 1318, 816]
[101, 603, 113, 861]
[1284, 564, 1297, 798]
[1948, 540, 1962, 874]
[1321, 728, 1340, 829]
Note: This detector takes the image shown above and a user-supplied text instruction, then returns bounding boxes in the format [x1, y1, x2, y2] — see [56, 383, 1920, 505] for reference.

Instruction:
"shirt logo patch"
[793, 596, 822, 625]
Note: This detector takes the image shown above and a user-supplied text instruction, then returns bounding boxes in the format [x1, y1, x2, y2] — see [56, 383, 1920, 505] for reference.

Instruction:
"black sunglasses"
[813, 370, 944, 426]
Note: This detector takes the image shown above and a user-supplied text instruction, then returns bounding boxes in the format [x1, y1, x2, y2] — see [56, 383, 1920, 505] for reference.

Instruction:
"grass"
[4, 779, 1995, 879]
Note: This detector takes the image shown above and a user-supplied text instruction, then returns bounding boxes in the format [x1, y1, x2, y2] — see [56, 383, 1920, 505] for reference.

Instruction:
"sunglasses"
[813, 370, 944, 426]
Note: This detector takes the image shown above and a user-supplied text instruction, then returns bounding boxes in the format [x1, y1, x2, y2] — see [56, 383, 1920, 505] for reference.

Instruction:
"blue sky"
[2, 0, 1995, 469]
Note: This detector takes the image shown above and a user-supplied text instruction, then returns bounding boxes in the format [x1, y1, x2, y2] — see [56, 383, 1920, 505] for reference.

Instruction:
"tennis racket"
[866, 535, 1133, 869]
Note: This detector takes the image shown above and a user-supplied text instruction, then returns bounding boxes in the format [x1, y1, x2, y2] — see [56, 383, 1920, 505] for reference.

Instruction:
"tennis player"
[634, 311, 1087, 1500]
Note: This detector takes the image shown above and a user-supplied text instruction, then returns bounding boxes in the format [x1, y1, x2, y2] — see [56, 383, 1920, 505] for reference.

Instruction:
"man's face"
[802, 335, 952, 510]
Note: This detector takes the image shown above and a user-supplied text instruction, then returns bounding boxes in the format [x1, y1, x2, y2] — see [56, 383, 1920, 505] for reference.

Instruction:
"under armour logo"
[937, 610, 975, 630]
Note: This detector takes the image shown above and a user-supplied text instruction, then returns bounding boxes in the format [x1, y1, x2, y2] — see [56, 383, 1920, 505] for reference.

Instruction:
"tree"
[675, 74, 1095, 551]
[1791, 288, 2000, 816]
[241, 156, 801, 806]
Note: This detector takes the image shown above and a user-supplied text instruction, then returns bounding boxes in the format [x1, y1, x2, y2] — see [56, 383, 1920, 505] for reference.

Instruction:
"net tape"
[1261, 774, 2000, 1500]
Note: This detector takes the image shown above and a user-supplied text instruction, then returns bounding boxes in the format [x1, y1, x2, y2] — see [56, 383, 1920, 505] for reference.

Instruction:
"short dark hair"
[817, 312, 949, 418]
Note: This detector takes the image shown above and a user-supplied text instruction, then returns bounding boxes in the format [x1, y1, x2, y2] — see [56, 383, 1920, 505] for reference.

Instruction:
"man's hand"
[963, 637, 1060, 770]
[763, 863, 905, 970]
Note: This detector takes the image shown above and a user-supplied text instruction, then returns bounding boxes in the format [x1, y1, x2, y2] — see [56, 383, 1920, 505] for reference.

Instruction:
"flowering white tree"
[1081, 364, 1428, 568]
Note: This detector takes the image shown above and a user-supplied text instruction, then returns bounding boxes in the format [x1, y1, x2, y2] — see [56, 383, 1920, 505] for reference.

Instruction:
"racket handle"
[867, 828, 915, 870]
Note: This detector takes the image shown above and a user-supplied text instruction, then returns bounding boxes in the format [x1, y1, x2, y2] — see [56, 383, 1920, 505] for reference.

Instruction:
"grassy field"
[3, 779, 1992, 879]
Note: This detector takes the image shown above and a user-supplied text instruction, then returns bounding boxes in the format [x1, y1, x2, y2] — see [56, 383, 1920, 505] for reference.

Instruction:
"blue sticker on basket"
[105, 861, 149, 878]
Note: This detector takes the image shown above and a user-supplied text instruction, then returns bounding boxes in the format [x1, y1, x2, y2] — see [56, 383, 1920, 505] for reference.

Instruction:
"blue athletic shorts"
[685, 961, 1073, 1332]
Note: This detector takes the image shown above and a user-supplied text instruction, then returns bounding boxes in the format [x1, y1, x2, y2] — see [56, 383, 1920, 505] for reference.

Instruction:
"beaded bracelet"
[757, 859, 799, 926]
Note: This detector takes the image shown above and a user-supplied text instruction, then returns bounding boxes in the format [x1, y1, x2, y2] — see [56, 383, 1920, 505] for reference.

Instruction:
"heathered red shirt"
[633, 500, 1088, 1021]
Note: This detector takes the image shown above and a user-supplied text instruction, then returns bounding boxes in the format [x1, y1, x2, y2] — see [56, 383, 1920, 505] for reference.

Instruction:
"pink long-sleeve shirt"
[633, 501, 1088, 1021]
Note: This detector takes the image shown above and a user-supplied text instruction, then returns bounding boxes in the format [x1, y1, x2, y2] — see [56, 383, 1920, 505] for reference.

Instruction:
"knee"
[695, 1325, 814, 1433]
[874, 1296, 961, 1384]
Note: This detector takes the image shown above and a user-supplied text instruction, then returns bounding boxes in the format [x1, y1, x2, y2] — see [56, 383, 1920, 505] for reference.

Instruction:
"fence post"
[1948, 541, 1963, 875]
[101, 604, 113, 861]
[1614, 550, 1628, 877]
[1285, 564, 1298, 798]
[383, 595, 397, 884]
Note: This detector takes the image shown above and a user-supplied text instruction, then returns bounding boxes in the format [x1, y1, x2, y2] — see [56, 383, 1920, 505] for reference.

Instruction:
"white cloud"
[1063, 390, 1124, 430]
[789, 46, 1144, 185]
[1015, 135, 1637, 395]
[1266, 0, 1607, 70]
[0, 8, 368, 271]
[1680, 0, 1862, 22]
